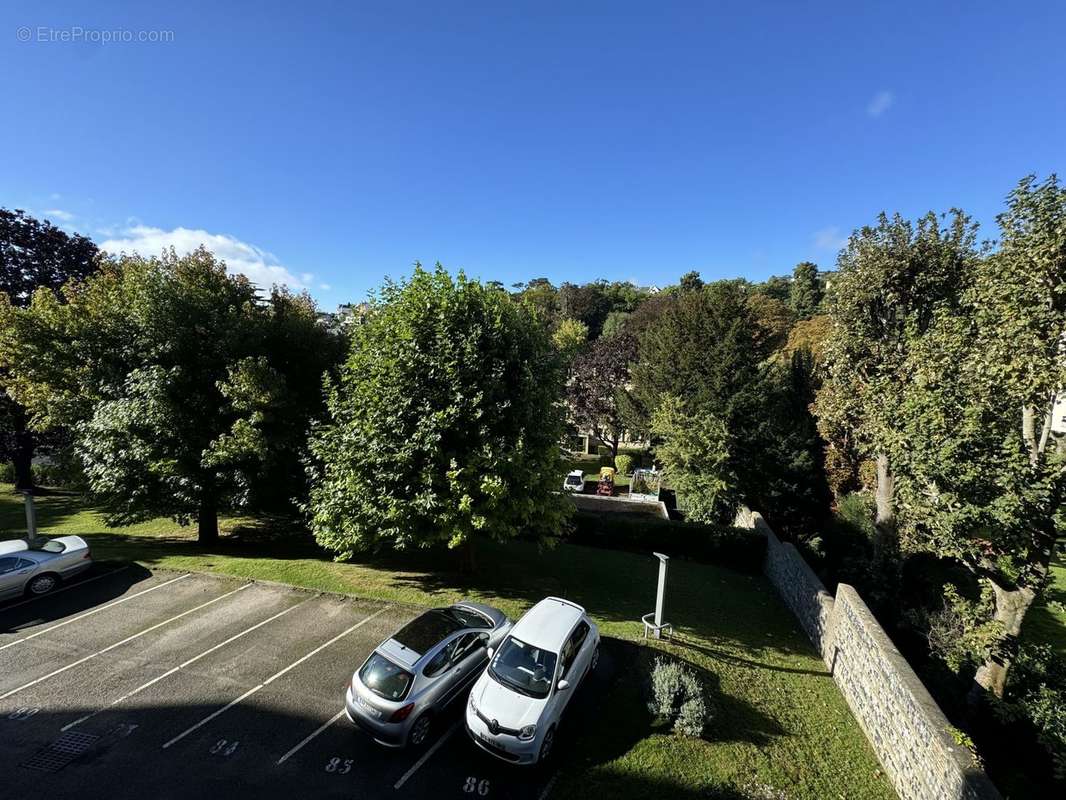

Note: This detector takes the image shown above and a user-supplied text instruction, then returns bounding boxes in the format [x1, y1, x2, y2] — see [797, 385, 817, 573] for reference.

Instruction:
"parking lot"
[0, 567, 613, 800]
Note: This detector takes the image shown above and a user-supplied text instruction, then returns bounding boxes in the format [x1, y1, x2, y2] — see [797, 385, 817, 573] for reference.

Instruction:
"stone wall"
[735, 508, 1001, 800]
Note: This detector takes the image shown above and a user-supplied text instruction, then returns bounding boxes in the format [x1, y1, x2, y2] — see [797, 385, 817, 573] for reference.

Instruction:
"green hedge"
[567, 510, 766, 573]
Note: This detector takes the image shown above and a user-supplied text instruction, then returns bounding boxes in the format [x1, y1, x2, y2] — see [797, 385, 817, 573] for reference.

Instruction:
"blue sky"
[2, 1, 1064, 306]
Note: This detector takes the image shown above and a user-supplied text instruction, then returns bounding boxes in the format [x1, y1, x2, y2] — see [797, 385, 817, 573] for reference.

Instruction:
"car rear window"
[37, 540, 67, 553]
[359, 652, 413, 701]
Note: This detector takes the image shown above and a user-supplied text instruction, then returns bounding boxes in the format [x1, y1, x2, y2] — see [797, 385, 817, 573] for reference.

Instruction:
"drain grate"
[21, 731, 100, 773]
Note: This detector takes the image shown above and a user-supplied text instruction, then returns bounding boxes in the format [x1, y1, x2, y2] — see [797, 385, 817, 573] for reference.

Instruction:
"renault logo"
[489, 719, 500, 735]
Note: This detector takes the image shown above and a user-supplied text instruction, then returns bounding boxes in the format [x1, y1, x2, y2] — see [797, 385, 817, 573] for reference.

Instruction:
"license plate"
[356, 695, 382, 719]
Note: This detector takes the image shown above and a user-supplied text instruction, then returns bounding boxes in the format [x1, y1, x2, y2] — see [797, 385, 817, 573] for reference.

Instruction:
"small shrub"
[676, 693, 709, 737]
[651, 657, 711, 737]
[614, 454, 633, 475]
[0, 462, 14, 484]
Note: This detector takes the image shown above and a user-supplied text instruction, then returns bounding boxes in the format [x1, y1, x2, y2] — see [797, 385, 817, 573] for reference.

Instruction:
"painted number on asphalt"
[325, 757, 353, 774]
[210, 738, 240, 757]
[463, 777, 491, 796]
[7, 707, 40, 721]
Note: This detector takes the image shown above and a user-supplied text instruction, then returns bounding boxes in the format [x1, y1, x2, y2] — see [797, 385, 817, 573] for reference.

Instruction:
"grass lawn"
[2, 486, 894, 800]
[1021, 548, 1066, 654]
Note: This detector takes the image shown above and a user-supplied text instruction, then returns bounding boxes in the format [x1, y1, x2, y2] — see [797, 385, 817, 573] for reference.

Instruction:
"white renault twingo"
[465, 596, 599, 765]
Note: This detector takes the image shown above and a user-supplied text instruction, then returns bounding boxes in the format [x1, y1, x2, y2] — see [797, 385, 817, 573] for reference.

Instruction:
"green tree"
[0, 248, 338, 541]
[752, 274, 791, 303]
[558, 281, 611, 338]
[630, 280, 824, 527]
[816, 210, 979, 555]
[306, 265, 568, 566]
[651, 395, 734, 522]
[789, 261, 823, 318]
[678, 270, 704, 293]
[0, 209, 99, 491]
[746, 292, 794, 354]
[552, 318, 588, 361]
[885, 176, 1066, 698]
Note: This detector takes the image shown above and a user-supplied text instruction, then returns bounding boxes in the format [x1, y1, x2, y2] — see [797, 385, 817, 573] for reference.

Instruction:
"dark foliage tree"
[558, 281, 611, 339]
[567, 334, 638, 457]
[678, 270, 704, 292]
[0, 209, 99, 492]
[789, 261, 823, 318]
[753, 274, 792, 303]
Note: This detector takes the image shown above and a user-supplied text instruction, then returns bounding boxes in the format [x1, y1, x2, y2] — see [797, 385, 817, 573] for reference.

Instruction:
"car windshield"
[565, 475, 582, 485]
[359, 652, 413, 701]
[488, 636, 557, 699]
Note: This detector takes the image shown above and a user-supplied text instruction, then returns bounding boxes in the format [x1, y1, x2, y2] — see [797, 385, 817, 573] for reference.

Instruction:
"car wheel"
[408, 713, 433, 747]
[27, 573, 59, 596]
[538, 725, 556, 762]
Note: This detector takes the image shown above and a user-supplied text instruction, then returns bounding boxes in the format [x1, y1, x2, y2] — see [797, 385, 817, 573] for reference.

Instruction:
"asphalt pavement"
[0, 565, 615, 800]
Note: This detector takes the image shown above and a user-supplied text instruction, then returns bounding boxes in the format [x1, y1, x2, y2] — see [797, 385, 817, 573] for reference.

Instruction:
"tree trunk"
[197, 498, 219, 544]
[11, 408, 35, 494]
[459, 537, 477, 573]
[970, 580, 1037, 701]
[12, 433, 34, 494]
[874, 452, 896, 549]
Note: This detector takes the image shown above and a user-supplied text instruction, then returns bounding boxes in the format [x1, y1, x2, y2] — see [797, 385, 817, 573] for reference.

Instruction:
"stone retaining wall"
[735, 508, 1001, 800]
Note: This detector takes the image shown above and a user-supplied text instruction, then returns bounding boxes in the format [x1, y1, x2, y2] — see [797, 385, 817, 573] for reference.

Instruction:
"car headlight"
[518, 724, 536, 741]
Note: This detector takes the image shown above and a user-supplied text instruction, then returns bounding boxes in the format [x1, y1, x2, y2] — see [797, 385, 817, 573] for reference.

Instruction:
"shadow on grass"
[559, 638, 789, 800]
[671, 632, 827, 677]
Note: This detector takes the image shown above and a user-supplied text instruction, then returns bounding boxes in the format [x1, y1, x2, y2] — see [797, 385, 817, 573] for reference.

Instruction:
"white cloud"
[866, 90, 894, 118]
[99, 224, 310, 292]
[814, 226, 848, 251]
[43, 208, 74, 221]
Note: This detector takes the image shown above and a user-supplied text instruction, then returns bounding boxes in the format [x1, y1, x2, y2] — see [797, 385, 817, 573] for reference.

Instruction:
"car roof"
[0, 540, 29, 556]
[567, 469, 584, 477]
[510, 597, 585, 651]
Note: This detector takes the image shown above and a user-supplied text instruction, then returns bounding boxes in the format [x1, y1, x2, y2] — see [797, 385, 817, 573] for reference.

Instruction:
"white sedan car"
[0, 536, 93, 600]
[465, 596, 599, 765]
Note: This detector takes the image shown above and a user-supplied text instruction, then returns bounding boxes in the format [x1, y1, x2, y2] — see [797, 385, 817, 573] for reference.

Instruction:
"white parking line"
[0, 573, 189, 652]
[162, 606, 390, 750]
[62, 597, 308, 731]
[276, 709, 346, 765]
[0, 566, 130, 611]
[0, 583, 250, 700]
[393, 720, 459, 790]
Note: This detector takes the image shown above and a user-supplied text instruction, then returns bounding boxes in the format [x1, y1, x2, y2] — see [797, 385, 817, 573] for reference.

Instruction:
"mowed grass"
[1022, 549, 1066, 654]
[1, 486, 894, 800]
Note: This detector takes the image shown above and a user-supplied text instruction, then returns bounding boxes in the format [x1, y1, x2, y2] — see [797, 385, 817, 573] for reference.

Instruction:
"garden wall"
[735, 508, 1002, 800]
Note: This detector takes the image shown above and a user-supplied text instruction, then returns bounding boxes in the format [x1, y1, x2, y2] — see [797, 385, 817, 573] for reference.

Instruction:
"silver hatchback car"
[0, 536, 93, 600]
[345, 601, 512, 747]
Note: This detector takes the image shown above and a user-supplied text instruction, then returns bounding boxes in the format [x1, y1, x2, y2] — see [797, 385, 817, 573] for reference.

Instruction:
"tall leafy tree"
[0, 248, 339, 541]
[566, 334, 638, 457]
[816, 211, 979, 553]
[306, 265, 568, 566]
[886, 176, 1066, 698]
[0, 209, 98, 491]
[789, 261, 823, 318]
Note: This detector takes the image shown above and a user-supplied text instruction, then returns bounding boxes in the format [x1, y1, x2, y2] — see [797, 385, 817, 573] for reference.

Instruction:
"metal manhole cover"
[21, 731, 100, 773]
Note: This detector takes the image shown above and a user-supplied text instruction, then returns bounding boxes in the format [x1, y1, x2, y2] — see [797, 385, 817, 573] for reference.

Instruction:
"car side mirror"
[556, 679, 570, 691]
[486, 647, 494, 659]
